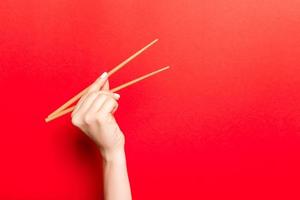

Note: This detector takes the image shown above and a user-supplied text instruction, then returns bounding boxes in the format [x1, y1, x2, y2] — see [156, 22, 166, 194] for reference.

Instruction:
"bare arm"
[71, 72, 132, 200]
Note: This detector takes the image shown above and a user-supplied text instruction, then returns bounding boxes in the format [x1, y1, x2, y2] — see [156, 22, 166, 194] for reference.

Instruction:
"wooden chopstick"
[110, 66, 170, 93]
[108, 39, 158, 76]
[47, 39, 159, 118]
[45, 66, 170, 122]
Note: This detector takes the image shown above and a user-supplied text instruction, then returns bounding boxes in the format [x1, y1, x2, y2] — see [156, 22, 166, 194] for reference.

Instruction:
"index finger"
[87, 72, 108, 94]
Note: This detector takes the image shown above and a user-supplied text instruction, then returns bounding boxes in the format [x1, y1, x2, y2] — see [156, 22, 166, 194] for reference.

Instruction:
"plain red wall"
[1, 0, 300, 199]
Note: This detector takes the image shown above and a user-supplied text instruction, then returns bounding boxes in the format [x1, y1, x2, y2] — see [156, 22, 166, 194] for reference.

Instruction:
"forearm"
[71, 72, 131, 199]
[102, 149, 132, 200]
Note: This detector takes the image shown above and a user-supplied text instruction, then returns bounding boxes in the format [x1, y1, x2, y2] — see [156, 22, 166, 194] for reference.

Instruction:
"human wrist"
[100, 147, 126, 164]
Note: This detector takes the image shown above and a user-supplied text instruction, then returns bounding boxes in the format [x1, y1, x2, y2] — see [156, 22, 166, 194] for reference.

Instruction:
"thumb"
[87, 72, 108, 93]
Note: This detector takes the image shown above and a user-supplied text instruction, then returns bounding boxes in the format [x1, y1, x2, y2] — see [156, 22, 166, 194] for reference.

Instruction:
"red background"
[1, 0, 300, 199]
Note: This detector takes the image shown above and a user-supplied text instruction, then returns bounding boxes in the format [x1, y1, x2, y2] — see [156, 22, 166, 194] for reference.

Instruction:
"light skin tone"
[71, 72, 132, 200]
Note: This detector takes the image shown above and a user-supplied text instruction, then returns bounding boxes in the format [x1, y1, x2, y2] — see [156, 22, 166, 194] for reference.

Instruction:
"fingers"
[86, 92, 120, 115]
[74, 92, 99, 116]
[102, 79, 110, 91]
[72, 91, 120, 119]
[72, 92, 90, 117]
[111, 102, 119, 114]
[97, 96, 119, 117]
[87, 72, 108, 93]
[72, 72, 108, 117]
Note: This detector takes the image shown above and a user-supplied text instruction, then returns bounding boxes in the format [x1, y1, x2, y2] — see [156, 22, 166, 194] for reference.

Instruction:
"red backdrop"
[1, 0, 300, 199]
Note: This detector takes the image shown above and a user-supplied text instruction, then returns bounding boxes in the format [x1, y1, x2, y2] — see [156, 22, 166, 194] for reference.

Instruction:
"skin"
[71, 72, 132, 200]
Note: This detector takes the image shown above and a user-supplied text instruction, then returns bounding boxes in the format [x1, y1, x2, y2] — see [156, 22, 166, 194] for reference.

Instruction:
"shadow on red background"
[1, 0, 300, 199]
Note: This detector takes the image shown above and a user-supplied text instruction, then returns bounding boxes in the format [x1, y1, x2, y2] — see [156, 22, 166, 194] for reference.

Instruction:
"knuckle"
[83, 114, 94, 124]
[71, 116, 82, 126]
[99, 92, 108, 98]
[98, 91, 106, 95]
[90, 92, 99, 97]
[110, 98, 118, 106]
[96, 91, 105, 100]
[105, 95, 114, 101]
[85, 92, 97, 99]
[95, 114, 106, 124]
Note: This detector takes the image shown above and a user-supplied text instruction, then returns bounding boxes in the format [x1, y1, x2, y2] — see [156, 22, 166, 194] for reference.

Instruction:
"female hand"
[71, 72, 124, 160]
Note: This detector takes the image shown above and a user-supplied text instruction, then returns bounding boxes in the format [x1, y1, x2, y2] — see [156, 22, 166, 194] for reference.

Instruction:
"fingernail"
[100, 72, 108, 79]
[113, 93, 120, 100]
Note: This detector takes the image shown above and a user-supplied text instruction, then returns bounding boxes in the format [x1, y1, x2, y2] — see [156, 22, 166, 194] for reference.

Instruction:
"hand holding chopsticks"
[45, 39, 170, 122]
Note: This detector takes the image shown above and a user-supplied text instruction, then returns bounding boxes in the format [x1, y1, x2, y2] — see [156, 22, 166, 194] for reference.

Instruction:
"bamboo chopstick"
[45, 66, 170, 122]
[108, 39, 158, 77]
[110, 66, 170, 93]
[47, 39, 158, 118]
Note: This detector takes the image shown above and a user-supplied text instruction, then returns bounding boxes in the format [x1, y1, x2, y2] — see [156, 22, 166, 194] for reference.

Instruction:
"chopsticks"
[45, 66, 170, 122]
[45, 39, 169, 123]
[47, 39, 159, 119]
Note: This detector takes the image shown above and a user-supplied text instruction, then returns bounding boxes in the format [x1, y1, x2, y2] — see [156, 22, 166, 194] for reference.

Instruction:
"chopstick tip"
[163, 66, 171, 70]
[152, 38, 159, 43]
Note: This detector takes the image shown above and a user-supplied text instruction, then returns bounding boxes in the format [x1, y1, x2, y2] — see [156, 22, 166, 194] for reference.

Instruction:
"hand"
[71, 72, 125, 160]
